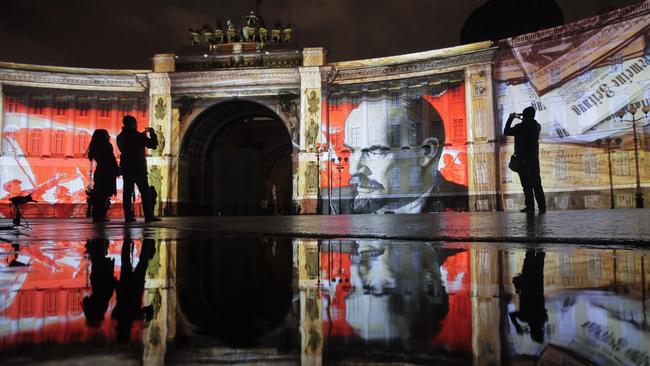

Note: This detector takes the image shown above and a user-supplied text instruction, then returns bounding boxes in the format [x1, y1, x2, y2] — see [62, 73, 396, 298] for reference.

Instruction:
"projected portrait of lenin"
[343, 91, 468, 214]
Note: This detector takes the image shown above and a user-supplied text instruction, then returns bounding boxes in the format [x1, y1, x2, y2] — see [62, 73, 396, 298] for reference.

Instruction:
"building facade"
[0, 2, 649, 217]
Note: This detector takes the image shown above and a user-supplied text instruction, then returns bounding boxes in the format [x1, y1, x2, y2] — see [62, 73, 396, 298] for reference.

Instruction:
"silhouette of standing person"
[116, 115, 160, 222]
[510, 249, 547, 343]
[82, 238, 116, 327]
[112, 238, 155, 342]
[88, 129, 120, 222]
[504, 106, 546, 213]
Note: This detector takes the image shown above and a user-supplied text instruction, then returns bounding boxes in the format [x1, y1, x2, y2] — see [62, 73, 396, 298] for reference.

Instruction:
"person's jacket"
[116, 127, 158, 176]
[504, 117, 541, 160]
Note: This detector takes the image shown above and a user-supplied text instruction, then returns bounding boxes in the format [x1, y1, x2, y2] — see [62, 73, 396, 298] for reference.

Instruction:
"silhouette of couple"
[87, 115, 160, 223]
[82, 237, 155, 342]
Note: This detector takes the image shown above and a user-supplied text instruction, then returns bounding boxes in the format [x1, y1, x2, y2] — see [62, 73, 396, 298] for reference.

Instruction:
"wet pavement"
[0, 211, 649, 364]
[0, 235, 649, 365]
[1, 208, 650, 244]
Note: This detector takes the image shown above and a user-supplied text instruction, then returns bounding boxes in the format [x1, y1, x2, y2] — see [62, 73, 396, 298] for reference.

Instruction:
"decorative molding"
[299, 67, 323, 89]
[148, 73, 171, 95]
[332, 48, 496, 85]
[0, 67, 148, 92]
[170, 68, 301, 95]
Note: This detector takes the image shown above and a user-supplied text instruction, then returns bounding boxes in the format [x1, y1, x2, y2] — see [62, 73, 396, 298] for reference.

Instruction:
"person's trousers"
[91, 193, 109, 221]
[122, 173, 154, 220]
[518, 160, 546, 210]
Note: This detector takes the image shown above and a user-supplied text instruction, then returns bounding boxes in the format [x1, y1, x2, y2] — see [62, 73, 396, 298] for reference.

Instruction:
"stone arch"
[178, 99, 293, 215]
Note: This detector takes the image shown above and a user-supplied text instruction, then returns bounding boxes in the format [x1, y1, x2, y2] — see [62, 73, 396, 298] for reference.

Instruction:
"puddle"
[0, 237, 648, 365]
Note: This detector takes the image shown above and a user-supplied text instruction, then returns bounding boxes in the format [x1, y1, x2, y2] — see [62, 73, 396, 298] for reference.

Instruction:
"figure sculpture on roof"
[283, 23, 293, 43]
[214, 22, 225, 44]
[188, 28, 201, 46]
[226, 19, 238, 42]
[271, 22, 282, 43]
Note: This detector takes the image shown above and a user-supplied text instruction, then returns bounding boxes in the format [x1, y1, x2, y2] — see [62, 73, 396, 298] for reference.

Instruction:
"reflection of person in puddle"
[345, 240, 450, 342]
[510, 249, 547, 343]
[82, 238, 116, 327]
[112, 238, 155, 342]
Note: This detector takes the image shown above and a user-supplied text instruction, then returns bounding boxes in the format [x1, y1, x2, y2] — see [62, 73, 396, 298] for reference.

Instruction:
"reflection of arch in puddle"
[177, 236, 294, 345]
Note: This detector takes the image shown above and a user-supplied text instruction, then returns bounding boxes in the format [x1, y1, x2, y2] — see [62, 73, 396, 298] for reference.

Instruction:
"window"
[390, 124, 401, 147]
[3, 130, 18, 154]
[452, 118, 465, 144]
[583, 154, 598, 180]
[350, 127, 360, 147]
[615, 151, 631, 176]
[408, 121, 421, 146]
[389, 168, 401, 190]
[75, 133, 90, 157]
[54, 100, 67, 116]
[45, 291, 58, 316]
[410, 165, 421, 188]
[330, 97, 339, 111]
[21, 291, 35, 317]
[7, 97, 19, 113]
[99, 102, 111, 118]
[390, 93, 400, 107]
[52, 130, 65, 156]
[555, 151, 568, 180]
[31, 99, 45, 115]
[77, 101, 90, 117]
[139, 102, 148, 118]
[29, 129, 42, 155]
[68, 290, 83, 314]
[120, 102, 132, 114]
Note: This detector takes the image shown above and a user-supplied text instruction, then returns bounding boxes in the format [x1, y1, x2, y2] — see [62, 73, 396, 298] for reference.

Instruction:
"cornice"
[170, 68, 301, 95]
[331, 47, 497, 85]
[0, 67, 148, 92]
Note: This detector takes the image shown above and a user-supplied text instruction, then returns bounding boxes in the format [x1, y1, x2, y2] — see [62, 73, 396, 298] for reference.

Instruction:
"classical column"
[296, 239, 323, 366]
[296, 48, 328, 214]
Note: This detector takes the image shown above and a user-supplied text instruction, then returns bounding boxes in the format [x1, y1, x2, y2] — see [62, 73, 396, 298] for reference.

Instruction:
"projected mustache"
[349, 174, 387, 213]
[348, 174, 385, 190]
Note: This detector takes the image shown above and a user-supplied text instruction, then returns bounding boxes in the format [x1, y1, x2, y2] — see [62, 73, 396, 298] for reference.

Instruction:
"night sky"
[0, 0, 642, 69]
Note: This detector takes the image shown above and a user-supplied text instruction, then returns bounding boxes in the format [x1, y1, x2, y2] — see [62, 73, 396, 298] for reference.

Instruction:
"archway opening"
[180, 100, 293, 215]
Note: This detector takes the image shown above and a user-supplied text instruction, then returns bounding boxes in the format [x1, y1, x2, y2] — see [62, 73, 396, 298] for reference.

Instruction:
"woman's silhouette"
[88, 129, 120, 222]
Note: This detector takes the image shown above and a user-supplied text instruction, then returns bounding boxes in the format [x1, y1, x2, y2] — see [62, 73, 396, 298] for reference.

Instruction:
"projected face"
[345, 99, 443, 214]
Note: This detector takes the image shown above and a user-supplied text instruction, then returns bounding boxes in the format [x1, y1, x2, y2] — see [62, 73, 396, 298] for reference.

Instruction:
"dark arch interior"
[176, 236, 295, 346]
[179, 100, 293, 215]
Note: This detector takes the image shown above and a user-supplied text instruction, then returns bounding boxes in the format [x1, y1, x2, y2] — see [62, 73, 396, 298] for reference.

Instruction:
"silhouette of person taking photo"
[88, 129, 120, 223]
[509, 249, 547, 343]
[116, 115, 160, 222]
[82, 237, 116, 327]
[504, 106, 546, 213]
[112, 238, 155, 342]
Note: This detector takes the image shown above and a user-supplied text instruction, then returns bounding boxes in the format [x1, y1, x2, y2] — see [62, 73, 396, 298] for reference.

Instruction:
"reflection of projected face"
[346, 100, 442, 214]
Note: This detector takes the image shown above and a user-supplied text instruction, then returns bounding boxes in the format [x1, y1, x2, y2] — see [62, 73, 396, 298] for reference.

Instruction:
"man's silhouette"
[510, 249, 547, 343]
[116, 115, 160, 222]
[504, 106, 546, 213]
[112, 238, 155, 342]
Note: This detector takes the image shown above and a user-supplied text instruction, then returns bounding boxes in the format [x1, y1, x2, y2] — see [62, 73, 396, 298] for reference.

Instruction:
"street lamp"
[312, 143, 329, 214]
[330, 150, 349, 215]
[616, 105, 649, 208]
[596, 137, 622, 209]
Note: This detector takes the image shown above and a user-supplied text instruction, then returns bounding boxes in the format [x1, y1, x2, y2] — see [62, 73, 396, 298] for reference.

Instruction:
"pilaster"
[465, 63, 501, 211]
[296, 63, 326, 213]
